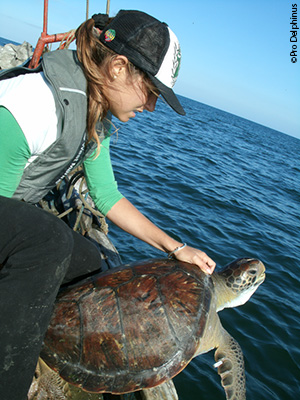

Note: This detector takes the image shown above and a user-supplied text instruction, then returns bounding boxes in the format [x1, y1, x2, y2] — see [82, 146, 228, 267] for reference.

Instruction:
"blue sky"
[0, 0, 299, 138]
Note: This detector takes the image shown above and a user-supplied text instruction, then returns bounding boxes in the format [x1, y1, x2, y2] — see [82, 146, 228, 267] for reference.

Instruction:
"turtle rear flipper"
[28, 358, 71, 400]
[140, 380, 178, 400]
[214, 328, 246, 400]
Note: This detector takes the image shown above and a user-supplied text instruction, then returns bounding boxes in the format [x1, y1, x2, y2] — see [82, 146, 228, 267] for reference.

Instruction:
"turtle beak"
[257, 271, 266, 285]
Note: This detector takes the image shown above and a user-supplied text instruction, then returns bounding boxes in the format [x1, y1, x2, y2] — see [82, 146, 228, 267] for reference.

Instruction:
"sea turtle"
[41, 257, 265, 399]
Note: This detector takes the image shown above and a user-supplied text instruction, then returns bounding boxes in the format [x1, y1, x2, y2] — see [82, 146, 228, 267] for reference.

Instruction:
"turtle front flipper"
[214, 328, 246, 400]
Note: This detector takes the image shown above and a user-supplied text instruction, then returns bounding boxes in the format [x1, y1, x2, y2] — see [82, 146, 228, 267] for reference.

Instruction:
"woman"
[0, 10, 215, 398]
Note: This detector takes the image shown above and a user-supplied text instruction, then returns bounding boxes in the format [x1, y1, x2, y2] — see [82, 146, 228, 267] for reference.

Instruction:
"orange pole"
[28, 0, 75, 69]
[43, 0, 49, 35]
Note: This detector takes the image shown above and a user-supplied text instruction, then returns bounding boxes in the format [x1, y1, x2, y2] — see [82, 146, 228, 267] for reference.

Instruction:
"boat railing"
[28, 0, 111, 69]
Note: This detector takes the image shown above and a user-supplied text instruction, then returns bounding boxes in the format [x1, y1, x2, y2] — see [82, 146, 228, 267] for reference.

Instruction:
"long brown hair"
[75, 18, 159, 154]
[75, 19, 115, 152]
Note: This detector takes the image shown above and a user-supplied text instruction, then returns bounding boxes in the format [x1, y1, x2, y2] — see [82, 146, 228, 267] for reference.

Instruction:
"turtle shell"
[41, 258, 213, 394]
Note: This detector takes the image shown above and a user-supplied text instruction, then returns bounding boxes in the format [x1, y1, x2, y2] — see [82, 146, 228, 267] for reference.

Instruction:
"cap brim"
[148, 75, 186, 116]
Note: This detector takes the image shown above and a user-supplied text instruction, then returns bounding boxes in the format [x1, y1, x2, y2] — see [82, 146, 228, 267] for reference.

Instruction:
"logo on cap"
[171, 43, 181, 86]
[104, 29, 116, 42]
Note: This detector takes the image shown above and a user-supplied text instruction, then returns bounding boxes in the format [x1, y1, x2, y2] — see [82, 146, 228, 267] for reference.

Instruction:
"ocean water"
[1, 37, 299, 399]
[0, 37, 20, 46]
[107, 96, 300, 399]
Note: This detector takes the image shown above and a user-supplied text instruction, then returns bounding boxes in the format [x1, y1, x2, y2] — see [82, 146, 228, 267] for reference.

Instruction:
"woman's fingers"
[174, 246, 216, 274]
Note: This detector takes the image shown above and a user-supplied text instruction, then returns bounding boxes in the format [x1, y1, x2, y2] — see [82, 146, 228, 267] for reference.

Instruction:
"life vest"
[0, 50, 108, 203]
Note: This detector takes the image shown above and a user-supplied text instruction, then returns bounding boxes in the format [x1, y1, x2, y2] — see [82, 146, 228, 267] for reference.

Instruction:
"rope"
[41, 172, 108, 235]
[58, 29, 76, 50]
[76, 177, 109, 234]
[64, 173, 108, 234]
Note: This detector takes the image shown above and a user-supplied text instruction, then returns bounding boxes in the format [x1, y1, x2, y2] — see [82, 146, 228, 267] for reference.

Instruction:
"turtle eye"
[248, 269, 257, 276]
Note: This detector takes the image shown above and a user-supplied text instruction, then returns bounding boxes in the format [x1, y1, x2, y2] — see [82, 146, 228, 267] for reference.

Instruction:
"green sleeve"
[0, 107, 31, 198]
[83, 136, 124, 216]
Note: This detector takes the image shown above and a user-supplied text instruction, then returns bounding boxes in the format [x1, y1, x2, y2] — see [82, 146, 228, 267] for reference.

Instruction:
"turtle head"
[213, 258, 265, 312]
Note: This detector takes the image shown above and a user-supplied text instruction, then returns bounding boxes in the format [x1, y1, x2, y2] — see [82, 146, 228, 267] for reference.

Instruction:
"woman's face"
[103, 58, 158, 122]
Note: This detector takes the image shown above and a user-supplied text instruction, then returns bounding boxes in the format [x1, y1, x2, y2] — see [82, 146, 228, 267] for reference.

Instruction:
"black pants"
[0, 196, 103, 400]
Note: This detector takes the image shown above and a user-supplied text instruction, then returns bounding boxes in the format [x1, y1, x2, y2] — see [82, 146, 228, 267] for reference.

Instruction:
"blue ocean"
[1, 37, 299, 399]
[108, 96, 300, 399]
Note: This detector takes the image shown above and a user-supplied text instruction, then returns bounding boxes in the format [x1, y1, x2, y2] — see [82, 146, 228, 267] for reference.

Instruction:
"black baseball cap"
[98, 10, 185, 116]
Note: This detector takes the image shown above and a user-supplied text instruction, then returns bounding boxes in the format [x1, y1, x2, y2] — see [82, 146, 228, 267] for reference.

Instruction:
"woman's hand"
[169, 244, 216, 275]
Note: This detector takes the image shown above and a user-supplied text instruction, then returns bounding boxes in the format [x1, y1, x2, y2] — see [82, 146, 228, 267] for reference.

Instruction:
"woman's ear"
[110, 55, 129, 80]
